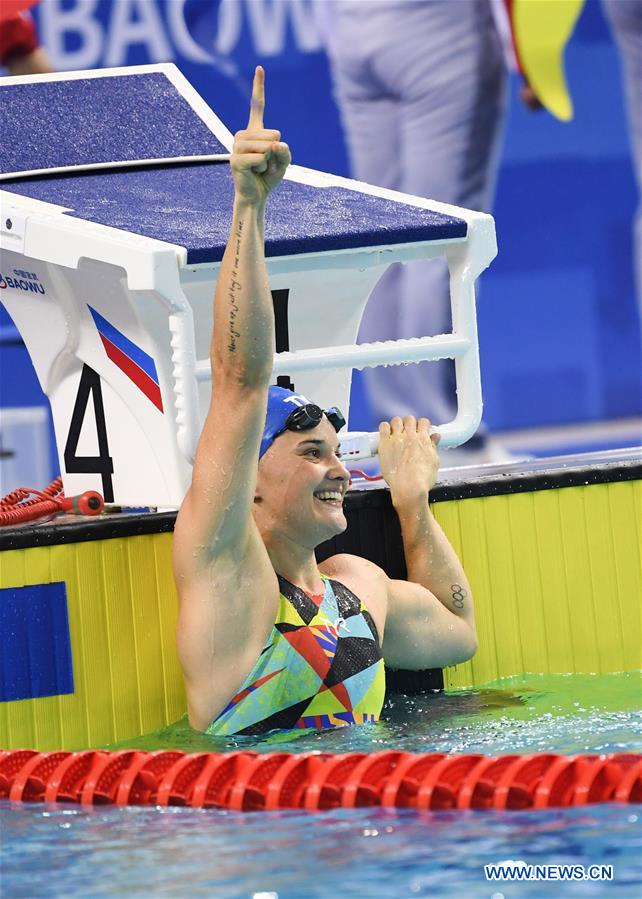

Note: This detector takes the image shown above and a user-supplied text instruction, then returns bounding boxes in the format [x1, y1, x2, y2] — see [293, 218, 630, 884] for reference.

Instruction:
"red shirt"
[0, 14, 38, 66]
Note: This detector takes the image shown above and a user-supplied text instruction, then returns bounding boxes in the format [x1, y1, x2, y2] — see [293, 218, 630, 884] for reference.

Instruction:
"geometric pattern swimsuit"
[207, 574, 386, 736]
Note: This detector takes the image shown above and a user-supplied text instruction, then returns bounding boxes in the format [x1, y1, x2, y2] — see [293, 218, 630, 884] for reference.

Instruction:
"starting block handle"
[338, 409, 479, 462]
[270, 334, 472, 374]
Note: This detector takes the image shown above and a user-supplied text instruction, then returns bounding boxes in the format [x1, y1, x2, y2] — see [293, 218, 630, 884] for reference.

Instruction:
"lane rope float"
[1, 750, 640, 811]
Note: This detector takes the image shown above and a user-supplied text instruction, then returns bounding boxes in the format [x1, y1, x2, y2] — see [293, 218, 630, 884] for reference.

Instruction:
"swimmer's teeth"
[315, 491, 343, 502]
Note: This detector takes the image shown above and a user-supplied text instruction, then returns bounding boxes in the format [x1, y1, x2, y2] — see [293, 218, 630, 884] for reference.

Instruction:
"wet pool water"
[109, 671, 642, 757]
[2, 673, 640, 898]
[2, 799, 640, 898]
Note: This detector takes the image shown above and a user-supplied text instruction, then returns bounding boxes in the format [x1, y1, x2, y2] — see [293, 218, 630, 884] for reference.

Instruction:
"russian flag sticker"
[88, 305, 164, 413]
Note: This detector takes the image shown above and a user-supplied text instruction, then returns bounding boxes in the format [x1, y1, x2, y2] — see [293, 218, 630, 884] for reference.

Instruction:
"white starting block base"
[0, 65, 496, 507]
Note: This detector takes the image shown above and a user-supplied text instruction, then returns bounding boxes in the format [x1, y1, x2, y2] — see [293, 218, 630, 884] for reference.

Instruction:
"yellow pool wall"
[1, 477, 640, 751]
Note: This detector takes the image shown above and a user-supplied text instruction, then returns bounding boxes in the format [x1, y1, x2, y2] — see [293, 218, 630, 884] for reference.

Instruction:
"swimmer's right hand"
[231, 66, 291, 205]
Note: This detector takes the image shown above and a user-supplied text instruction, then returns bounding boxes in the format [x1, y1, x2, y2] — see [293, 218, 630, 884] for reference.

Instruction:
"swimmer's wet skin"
[172, 66, 478, 735]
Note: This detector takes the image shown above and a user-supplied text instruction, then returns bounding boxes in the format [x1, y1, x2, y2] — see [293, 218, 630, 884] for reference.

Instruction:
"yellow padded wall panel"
[153, 533, 186, 724]
[128, 533, 169, 735]
[508, 492, 549, 676]
[1, 477, 639, 750]
[444, 479, 641, 688]
[0, 533, 186, 751]
[609, 481, 642, 670]
[76, 538, 117, 747]
[559, 487, 600, 672]
[101, 536, 141, 741]
[584, 484, 628, 673]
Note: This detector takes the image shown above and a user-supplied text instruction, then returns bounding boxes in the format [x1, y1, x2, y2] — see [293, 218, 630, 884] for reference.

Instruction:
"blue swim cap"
[259, 386, 345, 459]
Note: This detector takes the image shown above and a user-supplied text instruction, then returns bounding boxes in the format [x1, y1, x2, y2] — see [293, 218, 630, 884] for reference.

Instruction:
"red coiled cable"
[0, 477, 103, 526]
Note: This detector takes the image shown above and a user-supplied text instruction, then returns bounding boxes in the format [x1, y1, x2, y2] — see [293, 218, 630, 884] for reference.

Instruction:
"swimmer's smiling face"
[254, 416, 350, 546]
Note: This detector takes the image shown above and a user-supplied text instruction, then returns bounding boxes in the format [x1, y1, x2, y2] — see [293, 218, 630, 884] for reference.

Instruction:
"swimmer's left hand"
[232, 66, 291, 205]
[378, 416, 440, 507]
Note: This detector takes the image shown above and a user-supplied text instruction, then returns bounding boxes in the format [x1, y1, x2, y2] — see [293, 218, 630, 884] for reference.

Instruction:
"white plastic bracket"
[0, 202, 28, 255]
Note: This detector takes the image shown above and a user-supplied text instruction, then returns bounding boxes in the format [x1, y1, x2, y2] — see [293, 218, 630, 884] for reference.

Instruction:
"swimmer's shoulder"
[318, 553, 389, 626]
[319, 552, 387, 582]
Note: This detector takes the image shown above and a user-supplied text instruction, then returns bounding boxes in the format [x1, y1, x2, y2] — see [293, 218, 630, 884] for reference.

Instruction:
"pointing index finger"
[247, 65, 265, 130]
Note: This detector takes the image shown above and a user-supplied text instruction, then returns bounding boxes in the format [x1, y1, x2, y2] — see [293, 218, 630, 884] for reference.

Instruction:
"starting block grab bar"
[191, 332, 481, 460]
[194, 333, 471, 380]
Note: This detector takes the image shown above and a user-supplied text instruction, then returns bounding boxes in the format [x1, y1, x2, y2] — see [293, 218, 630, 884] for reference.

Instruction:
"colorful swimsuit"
[207, 574, 386, 736]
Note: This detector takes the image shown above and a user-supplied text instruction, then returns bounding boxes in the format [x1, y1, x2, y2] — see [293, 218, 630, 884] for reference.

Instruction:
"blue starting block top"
[1, 67, 467, 263]
[0, 73, 227, 176]
[5, 165, 467, 264]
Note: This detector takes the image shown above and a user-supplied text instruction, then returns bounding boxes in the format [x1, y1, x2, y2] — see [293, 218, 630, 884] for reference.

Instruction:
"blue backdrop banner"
[2, 0, 639, 443]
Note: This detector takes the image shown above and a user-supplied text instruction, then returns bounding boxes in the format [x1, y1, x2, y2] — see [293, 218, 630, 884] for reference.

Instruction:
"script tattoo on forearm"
[451, 584, 466, 609]
[227, 219, 244, 353]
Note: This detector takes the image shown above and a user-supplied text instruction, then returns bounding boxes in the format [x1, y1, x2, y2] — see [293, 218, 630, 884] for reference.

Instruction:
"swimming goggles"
[285, 403, 346, 434]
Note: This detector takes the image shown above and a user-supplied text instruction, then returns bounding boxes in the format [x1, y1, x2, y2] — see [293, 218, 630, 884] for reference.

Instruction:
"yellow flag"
[513, 0, 586, 121]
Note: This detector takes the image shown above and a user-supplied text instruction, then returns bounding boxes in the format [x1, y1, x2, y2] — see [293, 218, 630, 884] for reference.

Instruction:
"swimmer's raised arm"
[377, 417, 477, 669]
[173, 68, 290, 728]
[176, 66, 290, 556]
[210, 66, 291, 384]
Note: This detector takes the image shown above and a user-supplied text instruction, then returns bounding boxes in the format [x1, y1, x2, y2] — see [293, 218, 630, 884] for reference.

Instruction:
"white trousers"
[602, 0, 642, 323]
[324, 0, 507, 426]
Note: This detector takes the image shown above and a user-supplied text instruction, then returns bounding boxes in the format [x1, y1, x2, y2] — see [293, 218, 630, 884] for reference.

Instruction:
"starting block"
[0, 64, 497, 507]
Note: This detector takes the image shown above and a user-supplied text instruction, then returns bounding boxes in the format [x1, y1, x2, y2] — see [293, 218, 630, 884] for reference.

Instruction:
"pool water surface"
[2, 673, 640, 898]
[2, 801, 640, 898]
[111, 671, 642, 756]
